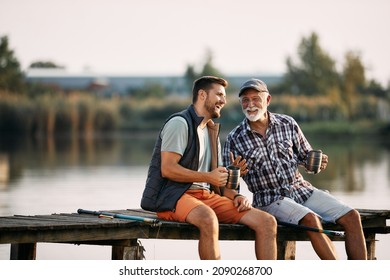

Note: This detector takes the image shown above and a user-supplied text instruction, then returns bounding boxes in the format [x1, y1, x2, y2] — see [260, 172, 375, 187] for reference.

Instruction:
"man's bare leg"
[337, 209, 367, 260]
[300, 213, 337, 259]
[239, 208, 277, 260]
[186, 205, 221, 260]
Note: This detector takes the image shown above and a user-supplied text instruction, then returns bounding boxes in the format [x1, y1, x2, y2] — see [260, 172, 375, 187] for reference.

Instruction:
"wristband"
[234, 194, 243, 200]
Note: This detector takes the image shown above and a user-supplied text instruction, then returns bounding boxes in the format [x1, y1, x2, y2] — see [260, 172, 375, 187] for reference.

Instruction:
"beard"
[243, 106, 267, 122]
[205, 97, 222, 118]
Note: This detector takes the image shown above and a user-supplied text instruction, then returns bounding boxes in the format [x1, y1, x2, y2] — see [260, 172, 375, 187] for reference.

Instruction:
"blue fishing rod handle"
[78, 208, 100, 215]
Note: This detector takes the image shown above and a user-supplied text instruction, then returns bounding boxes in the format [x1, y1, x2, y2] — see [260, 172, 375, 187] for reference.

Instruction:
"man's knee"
[263, 212, 277, 229]
[187, 205, 219, 230]
[300, 212, 321, 227]
[246, 210, 277, 233]
[337, 209, 362, 227]
[201, 212, 219, 229]
[345, 209, 361, 221]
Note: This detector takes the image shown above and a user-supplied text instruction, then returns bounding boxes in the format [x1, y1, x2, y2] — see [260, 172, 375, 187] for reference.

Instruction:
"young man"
[141, 76, 277, 260]
[223, 78, 367, 260]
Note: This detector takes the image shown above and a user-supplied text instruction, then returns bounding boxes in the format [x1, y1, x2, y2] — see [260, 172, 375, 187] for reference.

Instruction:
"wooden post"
[365, 233, 376, 260]
[277, 240, 296, 260]
[10, 243, 37, 260]
[111, 239, 145, 260]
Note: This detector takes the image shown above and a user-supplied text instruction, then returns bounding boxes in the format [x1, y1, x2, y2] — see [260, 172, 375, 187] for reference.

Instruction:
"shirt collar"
[268, 111, 279, 126]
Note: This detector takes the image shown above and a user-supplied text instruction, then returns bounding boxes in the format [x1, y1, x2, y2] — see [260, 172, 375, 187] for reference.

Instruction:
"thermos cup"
[226, 165, 240, 189]
[305, 150, 323, 174]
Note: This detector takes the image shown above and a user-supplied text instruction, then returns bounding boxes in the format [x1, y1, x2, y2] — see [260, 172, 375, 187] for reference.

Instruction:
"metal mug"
[305, 150, 323, 174]
[226, 165, 240, 190]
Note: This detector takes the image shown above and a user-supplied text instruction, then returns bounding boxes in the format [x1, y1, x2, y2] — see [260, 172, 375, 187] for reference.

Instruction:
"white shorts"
[257, 188, 353, 224]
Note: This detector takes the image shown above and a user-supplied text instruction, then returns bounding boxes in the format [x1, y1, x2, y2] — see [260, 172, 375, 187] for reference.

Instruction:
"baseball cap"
[238, 78, 269, 97]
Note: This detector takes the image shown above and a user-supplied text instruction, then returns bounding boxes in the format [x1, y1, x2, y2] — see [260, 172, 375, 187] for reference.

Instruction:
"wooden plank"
[0, 216, 99, 229]
[0, 214, 138, 232]
[357, 209, 390, 217]
[1, 208, 387, 232]
[0, 225, 150, 244]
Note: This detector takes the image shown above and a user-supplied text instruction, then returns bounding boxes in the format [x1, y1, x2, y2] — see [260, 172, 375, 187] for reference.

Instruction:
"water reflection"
[1, 132, 388, 194]
[305, 135, 390, 193]
[0, 132, 159, 186]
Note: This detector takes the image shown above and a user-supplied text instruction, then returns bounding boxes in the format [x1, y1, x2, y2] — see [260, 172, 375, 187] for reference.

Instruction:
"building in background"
[25, 68, 281, 96]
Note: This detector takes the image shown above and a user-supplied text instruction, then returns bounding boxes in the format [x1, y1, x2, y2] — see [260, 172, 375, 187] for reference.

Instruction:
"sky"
[1, 0, 389, 85]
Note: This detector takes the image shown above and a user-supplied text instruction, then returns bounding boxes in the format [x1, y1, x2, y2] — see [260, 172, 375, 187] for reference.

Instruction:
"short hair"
[192, 76, 228, 103]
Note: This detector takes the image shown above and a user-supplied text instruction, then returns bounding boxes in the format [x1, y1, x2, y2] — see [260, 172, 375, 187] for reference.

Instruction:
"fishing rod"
[77, 209, 162, 227]
[278, 220, 345, 237]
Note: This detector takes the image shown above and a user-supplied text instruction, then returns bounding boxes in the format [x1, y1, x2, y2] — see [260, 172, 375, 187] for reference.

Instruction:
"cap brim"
[238, 86, 260, 96]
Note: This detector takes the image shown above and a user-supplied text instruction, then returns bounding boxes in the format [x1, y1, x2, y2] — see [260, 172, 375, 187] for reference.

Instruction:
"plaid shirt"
[223, 112, 315, 207]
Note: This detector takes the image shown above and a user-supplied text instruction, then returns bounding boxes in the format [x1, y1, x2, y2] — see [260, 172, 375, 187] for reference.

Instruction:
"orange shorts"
[157, 189, 248, 223]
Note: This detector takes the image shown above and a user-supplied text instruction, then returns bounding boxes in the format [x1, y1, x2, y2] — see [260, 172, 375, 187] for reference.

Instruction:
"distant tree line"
[271, 33, 388, 121]
[1, 33, 389, 136]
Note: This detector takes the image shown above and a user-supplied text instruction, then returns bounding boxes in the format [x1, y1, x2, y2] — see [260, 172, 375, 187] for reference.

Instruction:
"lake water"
[0, 133, 389, 260]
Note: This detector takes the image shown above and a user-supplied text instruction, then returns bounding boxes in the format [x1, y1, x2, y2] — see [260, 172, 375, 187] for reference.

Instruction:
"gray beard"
[243, 107, 266, 122]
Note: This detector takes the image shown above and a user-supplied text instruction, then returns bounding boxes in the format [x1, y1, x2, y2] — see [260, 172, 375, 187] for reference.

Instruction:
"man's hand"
[320, 153, 329, 171]
[229, 152, 249, 176]
[234, 195, 252, 212]
[209, 167, 228, 187]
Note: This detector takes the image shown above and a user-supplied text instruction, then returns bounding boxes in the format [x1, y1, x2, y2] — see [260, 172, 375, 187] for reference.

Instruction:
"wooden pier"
[0, 208, 389, 260]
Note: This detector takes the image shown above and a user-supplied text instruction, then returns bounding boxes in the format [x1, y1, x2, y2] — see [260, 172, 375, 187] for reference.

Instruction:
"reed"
[0, 91, 387, 136]
[0, 92, 34, 134]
